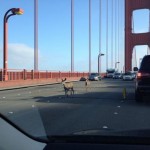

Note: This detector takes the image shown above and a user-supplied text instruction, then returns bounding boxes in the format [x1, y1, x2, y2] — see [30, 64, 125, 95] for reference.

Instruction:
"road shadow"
[34, 89, 128, 105]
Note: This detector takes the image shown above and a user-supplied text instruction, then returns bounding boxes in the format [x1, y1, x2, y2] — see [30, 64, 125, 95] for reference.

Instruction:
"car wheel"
[135, 90, 143, 102]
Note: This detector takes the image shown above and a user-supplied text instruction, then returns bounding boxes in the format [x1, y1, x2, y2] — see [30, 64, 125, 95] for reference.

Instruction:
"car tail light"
[137, 72, 150, 79]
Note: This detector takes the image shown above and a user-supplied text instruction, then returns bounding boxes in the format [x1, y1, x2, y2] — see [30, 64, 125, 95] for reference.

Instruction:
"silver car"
[123, 72, 134, 81]
[89, 73, 101, 81]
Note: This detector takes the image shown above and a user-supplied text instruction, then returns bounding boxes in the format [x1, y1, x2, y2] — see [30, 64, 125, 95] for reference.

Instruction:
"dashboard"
[1, 115, 150, 150]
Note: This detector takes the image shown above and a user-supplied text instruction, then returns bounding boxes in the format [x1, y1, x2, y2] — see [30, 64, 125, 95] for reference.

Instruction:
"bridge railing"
[0, 69, 90, 81]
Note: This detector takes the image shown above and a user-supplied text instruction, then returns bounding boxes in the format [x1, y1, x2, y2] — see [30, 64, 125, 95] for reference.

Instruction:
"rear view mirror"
[133, 67, 138, 71]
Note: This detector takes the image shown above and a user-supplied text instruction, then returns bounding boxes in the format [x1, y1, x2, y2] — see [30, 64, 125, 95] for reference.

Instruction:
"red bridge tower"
[125, 0, 150, 71]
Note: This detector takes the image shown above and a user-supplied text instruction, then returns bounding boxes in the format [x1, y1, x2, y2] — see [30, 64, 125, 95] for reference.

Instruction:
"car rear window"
[140, 56, 150, 72]
[91, 73, 98, 76]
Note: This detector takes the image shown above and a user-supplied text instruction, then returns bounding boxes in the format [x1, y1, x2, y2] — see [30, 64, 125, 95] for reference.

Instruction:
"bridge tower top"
[125, 0, 150, 71]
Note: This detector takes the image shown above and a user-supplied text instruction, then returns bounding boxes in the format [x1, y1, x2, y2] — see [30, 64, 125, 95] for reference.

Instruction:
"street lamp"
[98, 53, 104, 74]
[115, 61, 120, 70]
[3, 8, 24, 81]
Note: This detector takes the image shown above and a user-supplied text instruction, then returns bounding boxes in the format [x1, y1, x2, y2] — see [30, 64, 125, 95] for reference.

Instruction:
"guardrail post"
[46, 70, 48, 79]
[31, 70, 34, 80]
[0, 69, 3, 81]
[23, 69, 27, 80]
[38, 71, 40, 79]
[59, 71, 61, 78]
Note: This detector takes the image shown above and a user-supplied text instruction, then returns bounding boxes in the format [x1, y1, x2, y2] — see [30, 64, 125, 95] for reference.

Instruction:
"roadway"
[0, 78, 150, 138]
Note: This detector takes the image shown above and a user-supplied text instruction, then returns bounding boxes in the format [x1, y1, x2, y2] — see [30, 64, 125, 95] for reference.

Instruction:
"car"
[134, 55, 150, 102]
[112, 73, 122, 79]
[79, 77, 87, 81]
[106, 69, 116, 78]
[88, 73, 101, 81]
[122, 72, 134, 81]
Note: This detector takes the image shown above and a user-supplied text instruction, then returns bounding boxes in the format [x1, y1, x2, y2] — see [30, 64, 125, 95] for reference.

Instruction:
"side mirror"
[133, 67, 138, 71]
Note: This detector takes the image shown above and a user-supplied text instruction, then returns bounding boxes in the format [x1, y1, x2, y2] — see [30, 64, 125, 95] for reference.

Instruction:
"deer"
[85, 78, 90, 91]
[61, 78, 74, 96]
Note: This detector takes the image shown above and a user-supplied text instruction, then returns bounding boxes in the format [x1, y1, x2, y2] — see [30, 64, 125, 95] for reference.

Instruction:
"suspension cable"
[115, 0, 117, 68]
[118, 0, 120, 71]
[106, 0, 108, 69]
[111, 0, 114, 68]
[99, 0, 102, 73]
[89, 0, 91, 73]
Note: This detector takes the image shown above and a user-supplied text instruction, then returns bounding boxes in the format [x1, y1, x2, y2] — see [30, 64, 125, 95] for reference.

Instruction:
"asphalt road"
[1, 78, 150, 138]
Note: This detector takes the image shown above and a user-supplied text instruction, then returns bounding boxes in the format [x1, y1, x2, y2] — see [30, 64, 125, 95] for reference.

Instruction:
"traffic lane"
[0, 79, 135, 119]
[38, 91, 125, 136]
[37, 81, 136, 135]
[0, 83, 64, 100]
[38, 80, 150, 136]
[0, 78, 134, 102]
[0, 80, 127, 136]
[2, 79, 150, 137]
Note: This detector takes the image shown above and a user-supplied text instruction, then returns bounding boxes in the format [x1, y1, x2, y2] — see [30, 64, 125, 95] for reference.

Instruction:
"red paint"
[125, 0, 150, 72]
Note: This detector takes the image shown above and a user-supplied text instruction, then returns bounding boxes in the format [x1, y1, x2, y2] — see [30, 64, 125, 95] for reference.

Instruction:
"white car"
[123, 72, 134, 81]
[88, 73, 102, 81]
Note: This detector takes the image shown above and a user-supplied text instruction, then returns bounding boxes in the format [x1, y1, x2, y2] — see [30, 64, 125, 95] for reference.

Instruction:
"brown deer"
[85, 78, 90, 91]
[62, 78, 74, 96]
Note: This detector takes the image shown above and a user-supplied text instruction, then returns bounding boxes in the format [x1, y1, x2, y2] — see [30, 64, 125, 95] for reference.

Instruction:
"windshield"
[90, 73, 99, 76]
[124, 72, 132, 75]
[140, 56, 150, 72]
[1, 0, 150, 143]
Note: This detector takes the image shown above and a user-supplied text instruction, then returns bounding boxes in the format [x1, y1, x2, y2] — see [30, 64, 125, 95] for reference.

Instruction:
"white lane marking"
[102, 126, 108, 129]
[8, 112, 13, 114]
[2, 97, 6, 99]
[17, 94, 21, 96]
[121, 100, 124, 103]
[32, 105, 35, 108]
[114, 112, 118, 115]
[117, 106, 121, 108]
[29, 91, 32, 94]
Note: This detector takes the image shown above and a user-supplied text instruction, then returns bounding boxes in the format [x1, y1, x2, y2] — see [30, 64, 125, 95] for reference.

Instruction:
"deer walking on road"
[62, 78, 74, 97]
[85, 78, 90, 92]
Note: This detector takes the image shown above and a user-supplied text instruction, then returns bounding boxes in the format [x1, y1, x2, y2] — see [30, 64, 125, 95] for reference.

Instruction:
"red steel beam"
[125, 0, 150, 72]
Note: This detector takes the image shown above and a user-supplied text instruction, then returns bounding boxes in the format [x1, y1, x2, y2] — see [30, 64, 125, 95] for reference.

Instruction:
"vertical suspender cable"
[34, 0, 38, 71]
[148, 9, 150, 55]
[89, 0, 91, 73]
[111, 0, 114, 68]
[114, 0, 117, 68]
[118, 0, 120, 70]
[99, 0, 102, 73]
[106, 0, 108, 69]
[71, 0, 74, 72]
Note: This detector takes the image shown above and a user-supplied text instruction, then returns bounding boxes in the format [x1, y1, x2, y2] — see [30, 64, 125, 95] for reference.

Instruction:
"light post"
[71, 0, 74, 73]
[3, 8, 24, 81]
[115, 61, 120, 71]
[98, 53, 104, 74]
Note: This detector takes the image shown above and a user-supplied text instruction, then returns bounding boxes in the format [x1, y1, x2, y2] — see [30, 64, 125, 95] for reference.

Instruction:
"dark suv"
[134, 55, 150, 102]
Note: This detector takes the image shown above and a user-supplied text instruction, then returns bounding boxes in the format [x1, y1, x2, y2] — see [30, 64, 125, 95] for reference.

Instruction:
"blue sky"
[0, 0, 149, 72]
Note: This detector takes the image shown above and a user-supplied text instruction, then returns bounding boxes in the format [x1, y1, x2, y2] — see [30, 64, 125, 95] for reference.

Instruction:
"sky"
[0, 0, 149, 72]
